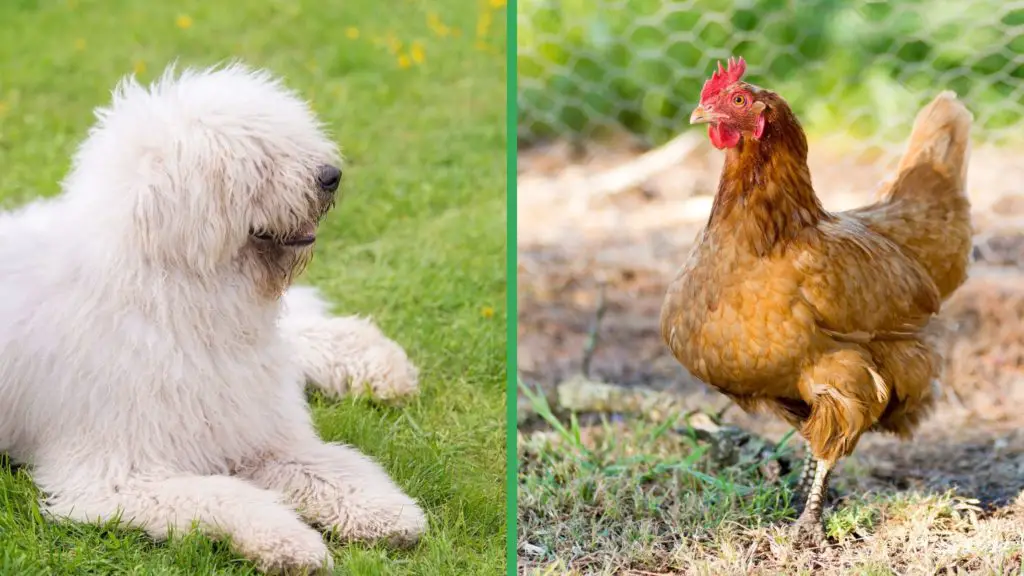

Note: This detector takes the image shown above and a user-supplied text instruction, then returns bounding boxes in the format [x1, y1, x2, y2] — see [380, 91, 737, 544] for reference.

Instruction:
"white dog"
[0, 63, 426, 574]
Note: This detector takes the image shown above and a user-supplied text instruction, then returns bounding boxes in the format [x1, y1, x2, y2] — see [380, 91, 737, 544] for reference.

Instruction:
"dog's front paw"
[344, 332, 420, 403]
[378, 498, 428, 548]
[323, 492, 427, 548]
[301, 316, 420, 403]
[238, 523, 334, 575]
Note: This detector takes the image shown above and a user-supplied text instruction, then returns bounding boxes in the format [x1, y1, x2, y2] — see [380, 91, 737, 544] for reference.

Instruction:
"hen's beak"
[689, 105, 716, 125]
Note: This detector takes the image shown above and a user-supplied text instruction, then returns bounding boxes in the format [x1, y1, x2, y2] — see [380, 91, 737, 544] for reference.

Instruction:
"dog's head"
[65, 62, 342, 298]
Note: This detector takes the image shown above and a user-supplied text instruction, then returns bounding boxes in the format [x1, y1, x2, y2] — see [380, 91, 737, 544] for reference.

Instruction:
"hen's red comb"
[699, 56, 747, 102]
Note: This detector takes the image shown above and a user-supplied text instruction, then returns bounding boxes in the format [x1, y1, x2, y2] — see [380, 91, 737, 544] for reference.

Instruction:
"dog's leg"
[40, 472, 333, 574]
[236, 441, 427, 547]
[279, 286, 420, 402]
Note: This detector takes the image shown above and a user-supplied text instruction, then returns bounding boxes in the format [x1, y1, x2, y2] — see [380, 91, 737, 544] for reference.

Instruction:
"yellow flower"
[345, 27, 359, 39]
[73, 38, 86, 51]
[397, 54, 412, 69]
[489, 0, 506, 7]
[410, 41, 425, 64]
[480, 306, 495, 319]
[476, 10, 492, 38]
[0, 101, 9, 117]
[427, 13, 449, 37]
[175, 15, 193, 30]
[133, 60, 146, 75]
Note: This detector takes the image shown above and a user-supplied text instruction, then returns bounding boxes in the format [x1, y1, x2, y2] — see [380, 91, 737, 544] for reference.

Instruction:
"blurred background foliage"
[518, 0, 1024, 146]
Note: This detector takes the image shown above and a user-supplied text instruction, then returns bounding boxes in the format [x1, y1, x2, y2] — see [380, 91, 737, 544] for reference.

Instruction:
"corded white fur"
[282, 287, 421, 401]
[0, 63, 424, 575]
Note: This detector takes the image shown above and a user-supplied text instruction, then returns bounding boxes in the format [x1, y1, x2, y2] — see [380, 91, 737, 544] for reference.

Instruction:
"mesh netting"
[518, 0, 1024, 157]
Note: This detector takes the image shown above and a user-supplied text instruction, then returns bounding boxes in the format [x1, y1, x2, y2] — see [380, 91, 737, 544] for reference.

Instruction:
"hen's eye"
[732, 94, 746, 107]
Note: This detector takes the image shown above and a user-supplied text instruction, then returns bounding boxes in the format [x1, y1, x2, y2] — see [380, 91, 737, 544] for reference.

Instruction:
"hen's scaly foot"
[790, 514, 828, 550]
[789, 455, 833, 550]
[791, 451, 817, 511]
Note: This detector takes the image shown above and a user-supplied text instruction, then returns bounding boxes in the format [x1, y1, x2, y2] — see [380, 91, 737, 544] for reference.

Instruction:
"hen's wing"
[794, 216, 941, 344]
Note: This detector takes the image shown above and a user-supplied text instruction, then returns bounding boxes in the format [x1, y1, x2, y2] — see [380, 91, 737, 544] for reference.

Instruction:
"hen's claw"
[790, 515, 829, 550]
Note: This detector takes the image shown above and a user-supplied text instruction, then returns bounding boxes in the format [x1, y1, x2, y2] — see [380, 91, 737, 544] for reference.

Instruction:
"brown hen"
[660, 57, 973, 547]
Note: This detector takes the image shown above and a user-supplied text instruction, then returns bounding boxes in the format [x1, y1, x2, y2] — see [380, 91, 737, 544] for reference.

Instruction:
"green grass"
[0, 0, 507, 574]
[517, 384, 1024, 575]
[517, 381, 798, 574]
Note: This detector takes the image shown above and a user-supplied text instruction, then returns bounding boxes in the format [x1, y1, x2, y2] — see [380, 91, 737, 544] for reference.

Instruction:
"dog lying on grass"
[0, 63, 424, 574]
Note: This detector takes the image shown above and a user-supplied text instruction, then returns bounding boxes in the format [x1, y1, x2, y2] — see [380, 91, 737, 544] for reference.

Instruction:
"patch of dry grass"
[518, 385, 1024, 575]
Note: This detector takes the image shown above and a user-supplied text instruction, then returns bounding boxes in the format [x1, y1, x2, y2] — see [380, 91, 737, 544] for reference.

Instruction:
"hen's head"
[690, 57, 770, 150]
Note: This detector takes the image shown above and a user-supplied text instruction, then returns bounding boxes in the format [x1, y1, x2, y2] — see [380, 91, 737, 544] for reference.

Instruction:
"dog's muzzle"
[250, 164, 342, 247]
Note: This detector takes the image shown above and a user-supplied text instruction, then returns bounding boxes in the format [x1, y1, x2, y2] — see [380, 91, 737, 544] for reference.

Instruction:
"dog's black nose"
[316, 165, 342, 193]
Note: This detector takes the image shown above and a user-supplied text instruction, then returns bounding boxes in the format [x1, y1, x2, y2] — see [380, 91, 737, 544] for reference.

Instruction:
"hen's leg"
[235, 440, 427, 547]
[791, 457, 834, 548]
[792, 450, 817, 510]
[791, 349, 888, 549]
[279, 286, 419, 402]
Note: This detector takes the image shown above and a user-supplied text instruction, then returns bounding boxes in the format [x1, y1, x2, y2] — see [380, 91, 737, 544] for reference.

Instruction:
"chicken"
[659, 57, 973, 547]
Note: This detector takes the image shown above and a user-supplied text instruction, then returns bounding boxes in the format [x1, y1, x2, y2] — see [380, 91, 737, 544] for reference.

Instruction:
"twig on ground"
[580, 282, 608, 379]
[556, 376, 683, 418]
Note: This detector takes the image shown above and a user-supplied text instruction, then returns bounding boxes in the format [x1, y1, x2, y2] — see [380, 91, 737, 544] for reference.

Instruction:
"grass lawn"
[0, 0, 507, 574]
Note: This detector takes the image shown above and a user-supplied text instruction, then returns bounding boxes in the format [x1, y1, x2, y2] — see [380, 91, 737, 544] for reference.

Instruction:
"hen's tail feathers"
[858, 92, 974, 300]
[893, 91, 973, 195]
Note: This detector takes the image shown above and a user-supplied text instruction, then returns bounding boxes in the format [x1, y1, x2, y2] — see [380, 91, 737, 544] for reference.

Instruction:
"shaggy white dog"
[0, 63, 426, 574]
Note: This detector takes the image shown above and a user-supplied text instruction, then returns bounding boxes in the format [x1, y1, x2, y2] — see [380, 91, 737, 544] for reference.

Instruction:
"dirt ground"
[517, 134, 1024, 572]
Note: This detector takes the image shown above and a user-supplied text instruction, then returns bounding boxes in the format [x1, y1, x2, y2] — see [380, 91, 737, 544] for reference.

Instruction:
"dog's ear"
[129, 171, 241, 272]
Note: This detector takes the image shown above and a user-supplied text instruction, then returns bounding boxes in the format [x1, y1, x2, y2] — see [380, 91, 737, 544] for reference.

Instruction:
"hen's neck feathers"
[706, 94, 832, 256]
